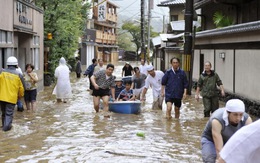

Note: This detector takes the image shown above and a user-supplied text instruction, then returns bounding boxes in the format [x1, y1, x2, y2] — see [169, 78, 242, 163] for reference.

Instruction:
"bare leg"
[102, 96, 110, 117]
[93, 96, 101, 112]
[174, 106, 180, 119]
[31, 101, 36, 112]
[166, 102, 172, 119]
[25, 102, 31, 111]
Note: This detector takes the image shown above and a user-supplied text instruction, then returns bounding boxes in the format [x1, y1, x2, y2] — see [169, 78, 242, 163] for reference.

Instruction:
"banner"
[98, 0, 106, 21]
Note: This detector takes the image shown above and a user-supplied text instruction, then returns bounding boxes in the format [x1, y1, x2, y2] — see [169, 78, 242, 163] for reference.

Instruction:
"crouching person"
[201, 99, 252, 162]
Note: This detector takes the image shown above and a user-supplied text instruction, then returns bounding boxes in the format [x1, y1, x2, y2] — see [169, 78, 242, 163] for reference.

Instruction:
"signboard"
[14, 1, 33, 29]
[98, 0, 106, 22]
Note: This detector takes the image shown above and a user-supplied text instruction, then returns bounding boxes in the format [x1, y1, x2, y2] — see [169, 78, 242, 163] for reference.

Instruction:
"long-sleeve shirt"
[161, 68, 188, 100]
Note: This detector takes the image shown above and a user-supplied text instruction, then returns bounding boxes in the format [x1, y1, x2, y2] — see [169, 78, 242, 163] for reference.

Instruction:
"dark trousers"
[203, 96, 219, 117]
[76, 73, 81, 78]
[89, 78, 93, 90]
[0, 101, 15, 131]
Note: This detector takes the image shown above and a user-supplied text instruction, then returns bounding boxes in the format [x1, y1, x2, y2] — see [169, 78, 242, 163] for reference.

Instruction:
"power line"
[117, 1, 139, 14]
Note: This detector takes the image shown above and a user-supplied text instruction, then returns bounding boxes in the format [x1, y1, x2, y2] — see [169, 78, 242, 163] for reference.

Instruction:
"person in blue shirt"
[161, 57, 188, 119]
[117, 80, 135, 101]
[84, 58, 97, 91]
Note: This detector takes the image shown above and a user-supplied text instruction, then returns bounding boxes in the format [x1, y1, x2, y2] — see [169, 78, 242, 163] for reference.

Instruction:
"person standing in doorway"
[0, 56, 24, 131]
[161, 57, 188, 119]
[94, 58, 105, 73]
[52, 57, 72, 103]
[141, 65, 164, 110]
[84, 58, 97, 91]
[75, 57, 82, 78]
[23, 64, 38, 111]
[122, 62, 134, 77]
[90, 64, 116, 117]
[195, 61, 225, 117]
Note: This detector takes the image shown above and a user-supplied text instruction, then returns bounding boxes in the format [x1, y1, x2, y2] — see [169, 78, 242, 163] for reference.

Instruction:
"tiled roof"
[194, 0, 212, 9]
[196, 20, 260, 38]
[157, 0, 185, 6]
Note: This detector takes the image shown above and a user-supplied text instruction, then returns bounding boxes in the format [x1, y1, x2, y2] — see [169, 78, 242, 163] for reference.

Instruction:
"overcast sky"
[110, 0, 169, 32]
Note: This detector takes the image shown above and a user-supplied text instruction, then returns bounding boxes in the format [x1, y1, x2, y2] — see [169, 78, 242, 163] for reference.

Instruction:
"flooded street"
[0, 62, 210, 162]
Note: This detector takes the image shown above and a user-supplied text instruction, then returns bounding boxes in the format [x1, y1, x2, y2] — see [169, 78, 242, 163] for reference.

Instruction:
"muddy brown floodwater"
[0, 61, 213, 163]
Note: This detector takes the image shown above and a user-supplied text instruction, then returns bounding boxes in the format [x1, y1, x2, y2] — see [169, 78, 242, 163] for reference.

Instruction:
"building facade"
[81, 0, 119, 66]
[193, 0, 260, 115]
[0, 0, 44, 90]
[156, 0, 186, 71]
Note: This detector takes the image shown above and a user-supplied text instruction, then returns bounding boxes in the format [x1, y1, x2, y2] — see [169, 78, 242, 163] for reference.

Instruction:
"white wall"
[235, 50, 260, 101]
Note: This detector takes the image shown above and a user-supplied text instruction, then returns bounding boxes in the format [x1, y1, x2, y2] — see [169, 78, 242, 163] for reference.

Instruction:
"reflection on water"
[0, 61, 208, 162]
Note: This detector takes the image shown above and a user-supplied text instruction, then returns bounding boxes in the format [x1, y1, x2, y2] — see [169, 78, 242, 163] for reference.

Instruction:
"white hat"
[7, 56, 18, 66]
[115, 77, 123, 82]
[225, 99, 245, 113]
[146, 65, 154, 71]
[125, 62, 130, 65]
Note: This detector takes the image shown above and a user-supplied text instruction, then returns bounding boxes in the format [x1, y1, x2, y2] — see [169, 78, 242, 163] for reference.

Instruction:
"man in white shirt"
[139, 59, 148, 75]
[141, 65, 164, 110]
[217, 119, 260, 163]
[94, 59, 105, 73]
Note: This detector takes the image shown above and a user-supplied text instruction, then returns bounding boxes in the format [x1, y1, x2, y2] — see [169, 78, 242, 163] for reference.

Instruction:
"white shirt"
[139, 64, 148, 76]
[220, 120, 260, 163]
[144, 70, 164, 98]
[16, 67, 23, 75]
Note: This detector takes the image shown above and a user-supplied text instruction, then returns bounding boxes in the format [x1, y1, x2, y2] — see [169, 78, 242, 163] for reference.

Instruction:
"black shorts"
[24, 89, 37, 102]
[92, 88, 110, 97]
[166, 98, 182, 108]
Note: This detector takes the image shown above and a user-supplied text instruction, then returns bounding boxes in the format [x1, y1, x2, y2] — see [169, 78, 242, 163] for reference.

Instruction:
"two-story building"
[193, 0, 260, 114]
[155, 0, 188, 71]
[81, 0, 119, 66]
[0, 0, 44, 90]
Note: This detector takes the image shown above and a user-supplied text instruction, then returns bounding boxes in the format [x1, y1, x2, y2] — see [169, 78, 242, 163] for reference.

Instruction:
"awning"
[170, 20, 201, 31]
[13, 25, 36, 35]
[152, 36, 161, 46]
[96, 44, 119, 48]
[160, 33, 184, 42]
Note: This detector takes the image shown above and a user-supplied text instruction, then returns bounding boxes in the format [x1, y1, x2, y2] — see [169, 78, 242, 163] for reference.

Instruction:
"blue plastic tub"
[109, 101, 141, 114]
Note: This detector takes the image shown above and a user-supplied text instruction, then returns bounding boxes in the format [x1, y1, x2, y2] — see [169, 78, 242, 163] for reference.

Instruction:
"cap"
[125, 62, 130, 65]
[146, 65, 154, 71]
[115, 76, 123, 82]
[225, 99, 245, 113]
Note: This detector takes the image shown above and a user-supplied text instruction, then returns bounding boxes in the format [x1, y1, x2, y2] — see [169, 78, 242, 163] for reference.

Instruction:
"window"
[171, 15, 178, 21]
[32, 48, 40, 70]
[33, 36, 40, 45]
[7, 32, 12, 44]
[0, 30, 7, 44]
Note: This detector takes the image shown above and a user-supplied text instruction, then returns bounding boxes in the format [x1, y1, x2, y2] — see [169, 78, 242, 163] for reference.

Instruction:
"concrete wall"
[169, 6, 184, 20]
[0, 0, 44, 91]
[193, 48, 260, 103]
[235, 50, 260, 101]
[0, 0, 13, 30]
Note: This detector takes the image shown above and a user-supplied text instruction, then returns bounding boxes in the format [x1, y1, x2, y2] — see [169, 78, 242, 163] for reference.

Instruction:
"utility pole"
[146, 0, 152, 64]
[163, 15, 166, 33]
[140, 0, 146, 61]
[184, 0, 194, 95]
